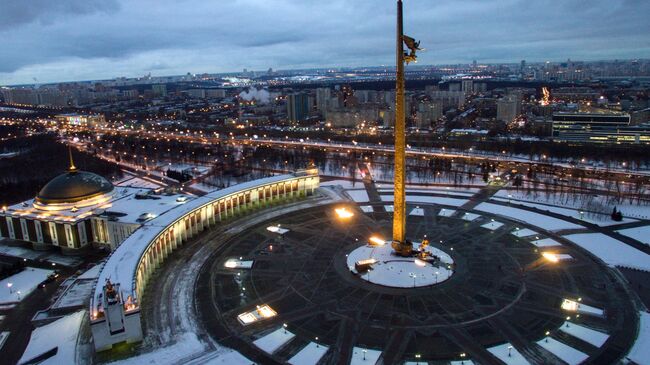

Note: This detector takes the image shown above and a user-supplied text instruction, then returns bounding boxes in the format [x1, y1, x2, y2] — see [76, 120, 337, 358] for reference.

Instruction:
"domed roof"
[35, 170, 114, 205]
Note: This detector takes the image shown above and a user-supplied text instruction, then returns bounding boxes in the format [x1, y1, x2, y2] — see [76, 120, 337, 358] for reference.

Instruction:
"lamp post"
[508, 345, 513, 357]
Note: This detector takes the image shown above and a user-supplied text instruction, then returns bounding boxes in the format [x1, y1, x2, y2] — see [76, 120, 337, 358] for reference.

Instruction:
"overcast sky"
[2, 0, 649, 85]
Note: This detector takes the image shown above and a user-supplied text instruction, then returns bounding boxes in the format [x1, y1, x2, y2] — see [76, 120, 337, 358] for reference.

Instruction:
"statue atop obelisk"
[392, 0, 421, 256]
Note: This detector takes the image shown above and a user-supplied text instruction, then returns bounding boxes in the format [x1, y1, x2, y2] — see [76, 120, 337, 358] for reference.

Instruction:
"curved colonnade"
[89, 170, 319, 351]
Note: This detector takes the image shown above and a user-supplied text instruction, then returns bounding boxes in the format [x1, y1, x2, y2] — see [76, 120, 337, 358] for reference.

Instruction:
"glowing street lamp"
[542, 252, 559, 263]
[335, 207, 354, 219]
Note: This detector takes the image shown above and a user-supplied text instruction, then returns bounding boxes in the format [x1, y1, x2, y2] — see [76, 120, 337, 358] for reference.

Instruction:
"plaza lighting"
[335, 207, 354, 219]
[369, 236, 386, 246]
[542, 252, 559, 263]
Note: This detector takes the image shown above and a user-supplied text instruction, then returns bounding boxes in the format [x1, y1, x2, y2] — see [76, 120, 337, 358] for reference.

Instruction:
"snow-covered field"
[474, 203, 583, 232]
[381, 195, 468, 207]
[18, 310, 85, 365]
[563, 233, 650, 271]
[492, 197, 636, 227]
[346, 189, 370, 203]
[288, 342, 329, 365]
[558, 322, 609, 347]
[626, 311, 650, 364]
[617, 225, 650, 246]
[253, 328, 295, 354]
[536, 337, 588, 365]
[350, 347, 382, 365]
[486, 343, 530, 365]
[0, 267, 53, 304]
[321, 179, 362, 189]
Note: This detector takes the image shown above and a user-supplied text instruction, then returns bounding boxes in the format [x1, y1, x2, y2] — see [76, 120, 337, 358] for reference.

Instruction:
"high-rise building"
[497, 95, 522, 123]
[316, 88, 331, 113]
[152, 84, 167, 97]
[287, 93, 309, 122]
[461, 80, 474, 94]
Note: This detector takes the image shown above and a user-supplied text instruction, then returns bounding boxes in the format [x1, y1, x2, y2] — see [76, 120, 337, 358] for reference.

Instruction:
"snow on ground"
[346, 189, 370, 203]
[450, 361, 475, 365]
[617, 225, 650, 246]
[563, 233, 650, 271]
[200, 351, 253, 365]
[536, 337, 588, 365]
[350, 347, 382, 365]
[511, 228, 538, 238]
[77, 264, 104, 280]
[288, 342, 329, 365]
[116, 176, 163, 189]
[0, 244, 41, 260]
[492, 197, 636, 227]
[108, 332, 205, 365]
[384, 205, 394, 212]
[360, 205, 374, 213]
[462, 212, 481, 221]
[410, 207, 425, 216]
[481, 221, 504, 231]
[347, 242, 454, 288]
[18, 310, 84, 365]
[438, 208, 456, 217]
[381, 195, 468, 207]
[626, 311, 650, 364]
[0, 267, 53, 304]
[559, 322, 609, 347]
[486, 343, 530, 365]
[321, 179, 361, 189]
[378, 188, 477, 197]
[475, 203, 583, 232]
[267, 226, 289, 235]
[46, 255, 84, 267]
[532, 238, 562, 247]
[189, 182, 220, 194]
[253, 328, 295, 354]
[52, 279, 95, 309]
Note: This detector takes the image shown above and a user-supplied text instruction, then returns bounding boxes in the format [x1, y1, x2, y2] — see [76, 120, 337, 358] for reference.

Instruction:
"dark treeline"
[0, 134, 122, 206]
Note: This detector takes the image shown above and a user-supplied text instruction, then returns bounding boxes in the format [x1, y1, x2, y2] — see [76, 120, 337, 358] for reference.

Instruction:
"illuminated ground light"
[237, 304, 277, 325]
[369, 236, 386, 246]
[542, 252, 573, 263]
[224, 258, 254, 269]
[335, 207, 355, 219]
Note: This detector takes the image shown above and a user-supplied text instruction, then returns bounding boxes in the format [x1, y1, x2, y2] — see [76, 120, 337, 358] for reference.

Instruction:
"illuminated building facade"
[552, 113, 650, 144]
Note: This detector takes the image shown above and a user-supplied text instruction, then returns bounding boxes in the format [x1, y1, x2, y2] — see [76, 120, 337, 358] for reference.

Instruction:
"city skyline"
[2, 0, 650, 85]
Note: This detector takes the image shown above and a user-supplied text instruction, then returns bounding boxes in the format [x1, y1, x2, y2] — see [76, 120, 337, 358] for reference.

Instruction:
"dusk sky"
[2, 0, 649, 85]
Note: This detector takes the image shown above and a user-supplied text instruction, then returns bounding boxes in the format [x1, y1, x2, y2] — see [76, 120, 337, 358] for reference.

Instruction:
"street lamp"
[7, 282, 13, 294]
[415, 354, 421, 364]
[508, 345, 513, 357]
[545, 331, 550, 342]
[362, 349, 367, 360]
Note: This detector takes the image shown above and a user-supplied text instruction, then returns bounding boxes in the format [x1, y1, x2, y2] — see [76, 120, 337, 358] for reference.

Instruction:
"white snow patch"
[381, 195, 468, 207]
[487, 343, 530, 365]
[253, 328, 295, 354]
[559, 322, 609, 347]
[462, 212, 481, 221]
[350, 347, 381, 365]
[346, 189, 370, 203]
[384, 205, 394, 212]
[78, 263, 104, 280]
[18, 311, 84, 365]
[481, 221, 504, 231]
[410, 207, 425, 216]
[347, 243, 454, 288]
[511, 228, 538, 238]
[563, 233, 650, 271]
[475, 203, 583, 231]
[0, 267, 53, 304]
[288, 342, 329, 365]
[626, 311, 650, 364]
[536, 337, 588, 365]
[617, 225, 650, 246]
[108, 332, 208, 365]
[321, 180, 360, 189]
[360, 205, 374, 213]
[532, 238, 562, 247]
[438, 208, 456, 217]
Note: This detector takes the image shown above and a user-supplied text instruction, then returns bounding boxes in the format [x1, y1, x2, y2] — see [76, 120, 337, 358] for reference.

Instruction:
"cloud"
[1, 0, 649, 85]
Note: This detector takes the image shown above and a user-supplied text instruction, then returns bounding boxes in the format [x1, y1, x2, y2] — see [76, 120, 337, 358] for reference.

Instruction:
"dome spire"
[68, 145, 77, 172]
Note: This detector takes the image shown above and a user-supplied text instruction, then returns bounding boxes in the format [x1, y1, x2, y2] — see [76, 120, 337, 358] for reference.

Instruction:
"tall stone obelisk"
[392, 0, 409, 255]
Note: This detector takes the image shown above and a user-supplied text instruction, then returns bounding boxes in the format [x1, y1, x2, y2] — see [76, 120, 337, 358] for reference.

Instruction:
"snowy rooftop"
[18, 310, 85, 365]
[92, 173, 309, 317]
[4, 186, 190, 225]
